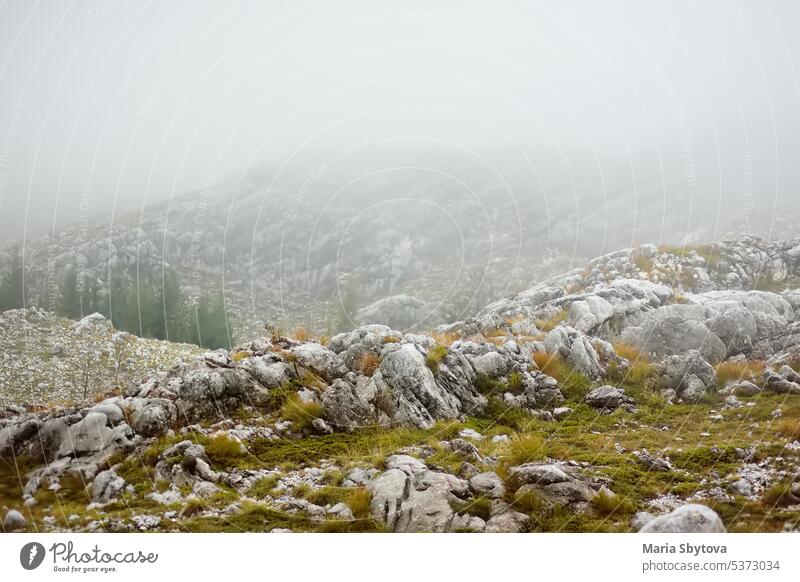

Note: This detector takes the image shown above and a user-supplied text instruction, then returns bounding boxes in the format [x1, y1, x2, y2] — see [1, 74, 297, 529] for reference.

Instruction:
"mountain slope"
[2, 236, 800, 533]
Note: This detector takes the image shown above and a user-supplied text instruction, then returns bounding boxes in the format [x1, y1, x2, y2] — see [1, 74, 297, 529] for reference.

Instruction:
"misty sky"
[1, 0, 799, 243]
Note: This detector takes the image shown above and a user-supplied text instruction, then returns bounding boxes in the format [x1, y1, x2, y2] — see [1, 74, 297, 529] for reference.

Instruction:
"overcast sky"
[1, 0, 799, 243]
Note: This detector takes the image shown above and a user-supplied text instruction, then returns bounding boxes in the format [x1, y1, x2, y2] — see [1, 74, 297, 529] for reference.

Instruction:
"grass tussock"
[180, 497, 208, 518]
[346, 487, 372, 519]
[632, 253, 654, 273]
[267, 380, 295, 412]
[715, 360, 764, 387]
[430, 331, 460, 346]
[480, 398, 539, 431]
[205, 434, 246, 465]
[507, 372, 524, 393]
[762, 482, 799, 507]
[612, 342, 645, 363]
[305, 485, 345, 506]
[535, 310, 568, 333]
[590, 489, 635, 517]
[531, 353, 593, 401]
[280, 393, 324, 431]
[425, 345, 449, 374]
[357, 351, 380, 376]
[775, 418, 800, 440]
[512, 488, 549, 514]
[291, 328, 311, 342]
[484, 328, 509, 340]
[500, 434, 546, 473]
[451, 496, 493, 521]
[249, 474, 281, 499]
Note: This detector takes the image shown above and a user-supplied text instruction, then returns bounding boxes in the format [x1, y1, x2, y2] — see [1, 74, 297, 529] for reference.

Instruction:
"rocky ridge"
[1, 236, 800, 533]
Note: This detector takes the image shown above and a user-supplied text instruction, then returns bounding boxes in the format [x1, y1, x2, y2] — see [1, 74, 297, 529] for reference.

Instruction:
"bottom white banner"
[1, 533, 795, 580]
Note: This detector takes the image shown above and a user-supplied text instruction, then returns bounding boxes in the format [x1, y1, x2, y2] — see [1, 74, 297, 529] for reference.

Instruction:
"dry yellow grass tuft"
[430, 331, 460, 346]
[292, 327, 312, 342]
[775, 418, 800, 440]
[531, 351, 564, 378]
[484, 328, 510, 339]
[501, 434, 546, 471]
[611, 342, 646, 363]
[357, 351, 380, 377]
[535, 310, 568, 333]
[715, 360, 764, 386]
[504, 314, 526, 326]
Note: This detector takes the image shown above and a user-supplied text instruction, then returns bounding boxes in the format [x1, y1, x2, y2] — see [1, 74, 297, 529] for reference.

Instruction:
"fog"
[1, 0, 799, 245]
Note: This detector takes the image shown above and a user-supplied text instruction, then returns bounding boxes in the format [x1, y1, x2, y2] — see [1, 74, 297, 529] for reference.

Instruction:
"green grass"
[499, 434, 546, 475]
[590, 489, 635, 517]
[5, 364, 800, 533]
[280, 393, 324, 431]
[474, 372, 503, 396]
[762, 482, 798, 508]
[451, 496, 493, 521]
[248, 474, 281, 499]
[305, 485, 346, 507]
[425, 345, 449, 374]
[531, 353, 592, 401]
[267, 380, 296, 412]
[183, 501, 303, 532]
[671, 446, 740, 473]
[507, 372, 524, 393]
[346, 488, 372, 519]
[205, 434, 246, 465]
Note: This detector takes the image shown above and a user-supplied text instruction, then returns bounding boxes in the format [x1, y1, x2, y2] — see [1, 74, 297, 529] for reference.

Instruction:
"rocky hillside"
[0, 308, 201, 407]
[2, 167, 578, 339]
[2, 236, 800, 533]
[6, 146, 800, 340]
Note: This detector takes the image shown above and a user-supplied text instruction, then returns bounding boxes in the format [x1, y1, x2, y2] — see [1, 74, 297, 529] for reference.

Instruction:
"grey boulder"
[639, 504, 726, 533]
[3, 509, 27, 531]
[585, 385, 634, 411]
[91, 469, 127, 505]
[290, 343, 348, 381]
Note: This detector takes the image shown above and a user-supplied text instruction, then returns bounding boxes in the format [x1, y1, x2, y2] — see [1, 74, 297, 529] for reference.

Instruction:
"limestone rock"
[639, 504, 726, 533]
